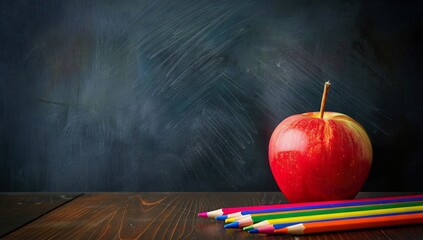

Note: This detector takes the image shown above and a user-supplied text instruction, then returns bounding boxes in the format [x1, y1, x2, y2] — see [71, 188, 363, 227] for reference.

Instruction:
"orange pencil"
[274, 212, 423, 235]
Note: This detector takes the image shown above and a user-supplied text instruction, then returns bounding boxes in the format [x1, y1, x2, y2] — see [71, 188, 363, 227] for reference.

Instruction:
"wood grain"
[0, 193, 81, 238]
[3, 192, 423, 239]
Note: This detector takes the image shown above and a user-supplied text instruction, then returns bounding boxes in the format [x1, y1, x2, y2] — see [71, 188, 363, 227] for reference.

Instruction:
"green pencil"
[223, 200, 423, 228]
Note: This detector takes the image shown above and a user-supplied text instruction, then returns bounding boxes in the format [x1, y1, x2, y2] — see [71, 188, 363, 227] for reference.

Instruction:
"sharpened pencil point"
[224, 222, 239, 228]
[225, 217, 237, 223]
[276, 228, 289, 234]
[197, 212, 208, 218]
[243, 226, 253, 231]
[215, 215, 227, 221]
[248, 229, 259, 234]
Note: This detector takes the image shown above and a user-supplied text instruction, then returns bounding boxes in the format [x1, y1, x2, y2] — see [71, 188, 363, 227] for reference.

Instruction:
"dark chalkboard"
[0, 0, 422, 191]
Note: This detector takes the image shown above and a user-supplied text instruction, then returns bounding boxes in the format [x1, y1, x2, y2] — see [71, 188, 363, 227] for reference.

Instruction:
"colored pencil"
[241, 205, 423, 230]
[214, 195, 423, 220]
[225, 199, 423, 223]
[223, 201, 423, 227]
[249, 210, 423, 234]
[273, 212, 423, 235]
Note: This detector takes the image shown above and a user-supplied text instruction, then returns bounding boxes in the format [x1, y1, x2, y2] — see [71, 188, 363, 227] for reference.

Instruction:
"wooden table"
[1, 192, 423, 239]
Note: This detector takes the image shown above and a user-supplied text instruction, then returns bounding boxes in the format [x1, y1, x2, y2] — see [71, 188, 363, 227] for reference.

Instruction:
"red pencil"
[197, 194, 423, 218]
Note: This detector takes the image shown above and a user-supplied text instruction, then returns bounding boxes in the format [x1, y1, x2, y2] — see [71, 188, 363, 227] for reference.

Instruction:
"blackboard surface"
[1, 0, 422, 192]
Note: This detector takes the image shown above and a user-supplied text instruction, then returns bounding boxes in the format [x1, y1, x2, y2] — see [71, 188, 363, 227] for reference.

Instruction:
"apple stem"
[319, 81, 331, 118]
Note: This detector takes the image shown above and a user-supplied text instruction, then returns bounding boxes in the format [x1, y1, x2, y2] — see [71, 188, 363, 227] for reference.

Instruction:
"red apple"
[268, 82, 372, 203]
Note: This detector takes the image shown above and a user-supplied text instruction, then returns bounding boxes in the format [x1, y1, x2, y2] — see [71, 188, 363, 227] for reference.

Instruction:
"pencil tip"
[248, 229, 259, 234]
[224, 222, 239, 228]
[197, 212, 208, 218]
[215, 215, 227, 221]
[243, 226, 253, 231]
[274, 228, 288, 234]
